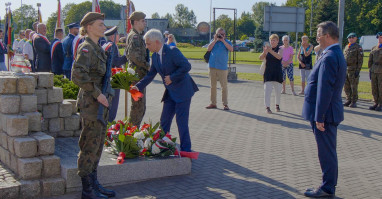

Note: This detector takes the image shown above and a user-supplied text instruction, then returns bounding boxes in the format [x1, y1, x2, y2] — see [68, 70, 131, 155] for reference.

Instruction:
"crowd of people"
[0, 8, 381, 198]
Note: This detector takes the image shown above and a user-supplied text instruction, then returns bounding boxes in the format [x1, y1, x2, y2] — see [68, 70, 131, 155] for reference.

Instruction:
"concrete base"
[55, 137, 192, 193]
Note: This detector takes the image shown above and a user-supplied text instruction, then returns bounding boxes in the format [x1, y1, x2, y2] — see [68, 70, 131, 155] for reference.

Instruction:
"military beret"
[67, 22, 80, 29]
[104, 26, 118, 36]
[347, 33, 357, 38]
[129, 11, 146, 21]
[80, 12, 105, 27]
[376, 32, 382, 38]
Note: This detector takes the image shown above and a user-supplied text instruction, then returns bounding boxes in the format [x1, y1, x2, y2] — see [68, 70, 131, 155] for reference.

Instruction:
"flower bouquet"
[110, 66, 143, 101]
[110, 67, 139, 90]
[105, 118, 179, 163]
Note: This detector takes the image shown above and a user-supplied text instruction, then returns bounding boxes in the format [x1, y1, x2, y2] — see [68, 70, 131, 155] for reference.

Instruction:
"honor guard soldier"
[62, 22, 80, 80]
[368, 32, 382, 111]
[102, 26, 128, 122]
[125, 11, 150, 126]
[51, 28, 65, 75]
[343, 33, 363, 108]
[72, 12, 116, 199]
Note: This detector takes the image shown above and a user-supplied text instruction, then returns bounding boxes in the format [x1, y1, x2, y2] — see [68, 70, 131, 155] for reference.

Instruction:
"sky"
[0, 0, 286, 24]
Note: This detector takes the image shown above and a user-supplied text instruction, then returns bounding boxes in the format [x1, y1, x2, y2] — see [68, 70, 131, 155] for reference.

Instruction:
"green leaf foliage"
[53, 75, 79, 100]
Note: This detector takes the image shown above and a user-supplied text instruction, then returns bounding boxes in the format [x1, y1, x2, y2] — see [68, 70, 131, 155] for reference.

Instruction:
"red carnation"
[153, 131, 160, 141]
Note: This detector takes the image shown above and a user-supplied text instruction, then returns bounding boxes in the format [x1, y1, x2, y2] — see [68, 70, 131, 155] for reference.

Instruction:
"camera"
[217, 34, 223, 39]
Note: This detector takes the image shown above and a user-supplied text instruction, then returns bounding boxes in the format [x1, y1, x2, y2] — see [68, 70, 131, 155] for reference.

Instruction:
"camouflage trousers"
[344, 70, 360, 102]
[77, 118, 107, 177]
[129, 88, 146, 126]
[371, 73, 382, 105]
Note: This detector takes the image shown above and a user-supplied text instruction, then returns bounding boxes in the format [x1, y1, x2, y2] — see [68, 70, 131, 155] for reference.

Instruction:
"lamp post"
[209, 0, 212, 42]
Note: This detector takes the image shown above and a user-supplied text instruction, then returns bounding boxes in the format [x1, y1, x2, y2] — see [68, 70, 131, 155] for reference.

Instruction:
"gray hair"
[216, 27, 225, 34]
[301, 35, 309, 41]
[144, 29, 164, 44]
[282, 35, 290, 42]
[37, 23, 46, 32]
[317, 21, 339, 40]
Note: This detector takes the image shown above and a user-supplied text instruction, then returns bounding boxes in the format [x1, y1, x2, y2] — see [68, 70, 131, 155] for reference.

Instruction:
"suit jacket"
[34, 34, 51, 72]
[302, 44, 347, 124]
[51, 38, 64, 75]
[136, 44, 199, 102]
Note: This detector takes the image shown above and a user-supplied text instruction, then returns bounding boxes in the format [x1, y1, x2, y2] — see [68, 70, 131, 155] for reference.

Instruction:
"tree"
[46, 3, 75, 40]
[173, 4, 197, 28]
[151, 12, 160, 19]
[162, 13, 175, 28]
[213, 14, 233, 36]
[252, 2, 273, 27]
[11, 5, 37, 33]
[237, 12, 256, 38]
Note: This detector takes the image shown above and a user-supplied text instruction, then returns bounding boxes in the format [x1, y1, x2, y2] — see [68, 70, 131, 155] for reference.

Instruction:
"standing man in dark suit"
[51, 28, 65, 75]
[131, 29, 199, 152]
[102, 26, 128, 122]
[302, 21, 347, 198]
[34, 23, 51, 72]
[62, 23, 79, 79]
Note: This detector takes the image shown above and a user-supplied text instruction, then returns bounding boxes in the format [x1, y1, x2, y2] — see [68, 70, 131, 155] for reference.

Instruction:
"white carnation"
[137, 140, 144, 149]
[133, 131, 145, 140]
[144, 138, 153, 148]
[151, 143, 161, 154]
[126, 67, 136, 75]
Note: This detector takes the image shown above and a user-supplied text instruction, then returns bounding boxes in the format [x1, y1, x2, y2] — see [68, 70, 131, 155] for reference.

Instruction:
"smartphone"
[263, 42, 270, 47]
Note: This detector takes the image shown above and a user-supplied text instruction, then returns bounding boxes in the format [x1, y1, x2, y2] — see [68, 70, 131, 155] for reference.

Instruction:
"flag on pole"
[4, 9, 9, 46]
[126, 0, 135, 34]
[92, 0, 101, 13]
[7, 9, 14, 53]
[55, 0, 65, 36]
[38, 6, 42, 23]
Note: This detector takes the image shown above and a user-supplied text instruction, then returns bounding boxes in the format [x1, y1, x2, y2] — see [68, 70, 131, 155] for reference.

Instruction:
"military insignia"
[133, 35, 138, 39]
[82, 48, 89, 53]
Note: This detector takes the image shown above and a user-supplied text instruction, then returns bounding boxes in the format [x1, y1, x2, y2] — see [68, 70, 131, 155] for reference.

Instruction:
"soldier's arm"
[368, 50, 374, 69]
[357, 47, 364, 71]
[127, 36, 149, 68]
[72, 48, 102, 99]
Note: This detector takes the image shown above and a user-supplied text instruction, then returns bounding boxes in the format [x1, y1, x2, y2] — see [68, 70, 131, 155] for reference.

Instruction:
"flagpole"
[5, 2, 11, 71]
[125, 0, 130, 118]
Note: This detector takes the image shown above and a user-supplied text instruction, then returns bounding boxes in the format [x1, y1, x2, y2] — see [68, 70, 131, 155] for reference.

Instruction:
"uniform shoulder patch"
[82, 48, 89, 53]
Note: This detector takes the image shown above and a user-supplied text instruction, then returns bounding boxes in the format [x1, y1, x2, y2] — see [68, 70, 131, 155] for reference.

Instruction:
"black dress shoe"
[343, 100, 351, 106]
[369, 104, 378, 110]
[304, 188, 334, 198]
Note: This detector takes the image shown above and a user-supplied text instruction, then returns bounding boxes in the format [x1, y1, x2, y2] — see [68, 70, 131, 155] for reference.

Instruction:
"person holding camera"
[205, 28, 233, 110]
[259, 34, 283, 114]
[298, 36, 313, 95]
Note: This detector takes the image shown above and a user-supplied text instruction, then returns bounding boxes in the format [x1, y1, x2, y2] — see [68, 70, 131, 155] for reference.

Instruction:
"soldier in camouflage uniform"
[368, 32, 382, 111]
[125, 11, 150, 126]
[343, 33, 363, 108]
[72, 12, 116, 199]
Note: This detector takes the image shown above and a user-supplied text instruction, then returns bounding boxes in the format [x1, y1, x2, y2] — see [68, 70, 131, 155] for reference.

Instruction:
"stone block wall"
[0, 72, 75, 198]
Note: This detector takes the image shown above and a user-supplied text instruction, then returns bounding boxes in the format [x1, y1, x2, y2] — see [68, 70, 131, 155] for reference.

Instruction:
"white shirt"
[23, 40, 34, 60]
[12, 39, 19, 51]
[17, 39, 26, 53]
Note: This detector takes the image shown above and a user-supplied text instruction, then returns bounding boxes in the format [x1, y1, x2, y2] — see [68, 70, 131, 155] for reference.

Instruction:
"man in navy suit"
[302, 21, 347, 198]
[131, 29, 199, 152]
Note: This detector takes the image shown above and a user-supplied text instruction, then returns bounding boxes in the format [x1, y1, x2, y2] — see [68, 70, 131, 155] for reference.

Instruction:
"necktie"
[156, 52, 161, 67]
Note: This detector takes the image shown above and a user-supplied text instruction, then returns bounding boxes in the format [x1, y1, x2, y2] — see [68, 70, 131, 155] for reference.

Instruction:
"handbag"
[203, 51, 211, 63]
[259, 60, 266, 75]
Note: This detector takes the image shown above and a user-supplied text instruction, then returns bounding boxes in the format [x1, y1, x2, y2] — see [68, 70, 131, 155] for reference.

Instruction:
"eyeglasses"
[348, 36, 355, 39]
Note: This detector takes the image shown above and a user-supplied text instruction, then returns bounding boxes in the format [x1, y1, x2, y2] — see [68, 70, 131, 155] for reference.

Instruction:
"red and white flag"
[92, 0, 101, 13]
[55, 0, 64, 36]
[126, 0, 135, 34]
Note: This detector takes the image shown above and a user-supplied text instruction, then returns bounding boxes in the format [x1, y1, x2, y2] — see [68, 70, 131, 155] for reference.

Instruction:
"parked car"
[233, 43, 250, 52]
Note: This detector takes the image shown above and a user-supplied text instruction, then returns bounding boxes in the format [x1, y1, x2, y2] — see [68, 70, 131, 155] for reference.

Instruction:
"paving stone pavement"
[46, 71, 382, 199]
[0, 162, 20, 198]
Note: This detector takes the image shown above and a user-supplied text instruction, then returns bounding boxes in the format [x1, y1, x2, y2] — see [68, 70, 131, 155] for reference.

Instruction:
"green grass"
[195, 72, 373, 100]
[177, 47, 371, 72]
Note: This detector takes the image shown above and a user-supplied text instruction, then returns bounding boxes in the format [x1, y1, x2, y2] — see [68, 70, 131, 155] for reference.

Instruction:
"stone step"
[55, 137, 191, 193]
[0, 162, 20, 199]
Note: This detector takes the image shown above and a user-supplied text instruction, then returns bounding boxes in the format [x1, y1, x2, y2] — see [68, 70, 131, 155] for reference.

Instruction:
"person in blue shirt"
[51, 28, 64, 75]
[167, 34, 176, 47]
[205, 28, 233, 110]
[0, 30, 7, 71]
[62, 22, 79, 80]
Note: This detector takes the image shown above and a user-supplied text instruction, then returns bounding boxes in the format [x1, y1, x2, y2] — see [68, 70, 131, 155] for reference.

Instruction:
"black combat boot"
[343, 100, 351, 106]
[349, 102, 357, 108]
[375, 105, 382, 111]
[369, 104, 378, 110]
[91, 169, 116, 198]
[81, 175, 108, 199]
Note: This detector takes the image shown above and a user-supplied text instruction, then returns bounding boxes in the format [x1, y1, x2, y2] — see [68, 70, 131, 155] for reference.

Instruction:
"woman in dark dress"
[259, 34, 283, 114]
